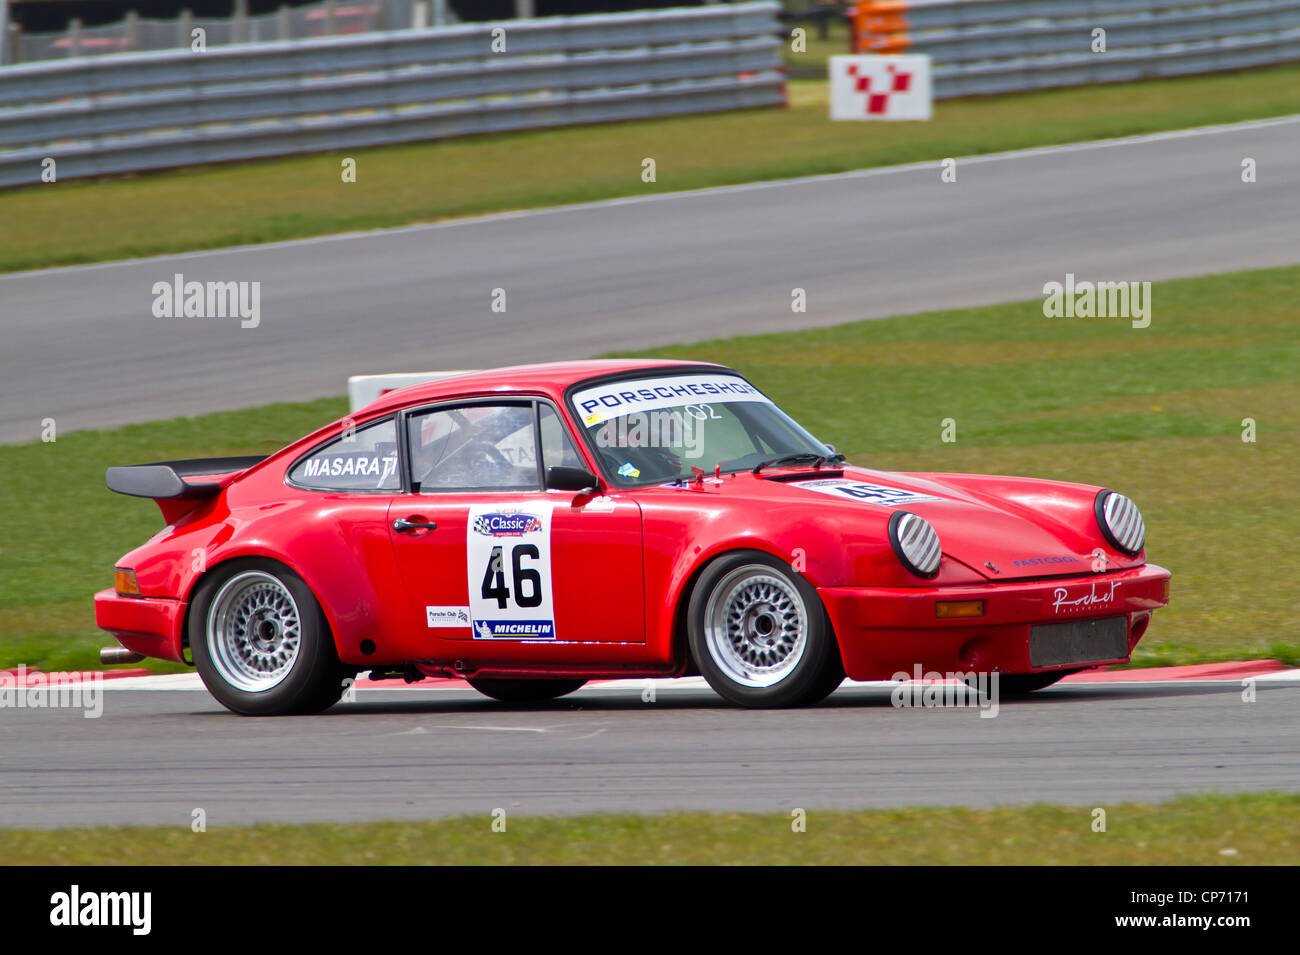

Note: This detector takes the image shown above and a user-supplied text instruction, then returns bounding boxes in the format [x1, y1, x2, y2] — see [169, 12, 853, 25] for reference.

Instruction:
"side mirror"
[546, 466, 599, 493]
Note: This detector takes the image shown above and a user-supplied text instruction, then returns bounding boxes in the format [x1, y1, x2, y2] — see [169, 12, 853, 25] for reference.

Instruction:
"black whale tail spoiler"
[105, 456, 267, 521]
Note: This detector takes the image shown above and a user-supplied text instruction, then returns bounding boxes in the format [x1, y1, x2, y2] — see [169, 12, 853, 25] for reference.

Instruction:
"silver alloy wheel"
[703, 564, 808, 688]
[205, 571, 303, 693]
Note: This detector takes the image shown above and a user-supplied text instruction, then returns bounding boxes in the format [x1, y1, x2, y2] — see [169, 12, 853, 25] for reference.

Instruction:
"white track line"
[1253, 668, 1300, 682]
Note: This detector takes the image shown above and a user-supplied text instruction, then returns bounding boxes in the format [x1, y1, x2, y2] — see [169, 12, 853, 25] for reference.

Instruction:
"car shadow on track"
[281, 680, 1251, 716]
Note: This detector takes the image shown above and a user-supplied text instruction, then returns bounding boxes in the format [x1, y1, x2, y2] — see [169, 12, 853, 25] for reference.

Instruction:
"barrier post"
[125, 10, 141, 51]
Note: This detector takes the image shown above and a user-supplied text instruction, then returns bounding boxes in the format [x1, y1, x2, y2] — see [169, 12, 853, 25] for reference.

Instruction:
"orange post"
[847, 0, 912, 54]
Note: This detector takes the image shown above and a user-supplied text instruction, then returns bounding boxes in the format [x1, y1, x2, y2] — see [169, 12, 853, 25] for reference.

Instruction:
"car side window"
[408, 403, 539, 491]
[289, 418, 400, 491]
[540, 404, 585, 472]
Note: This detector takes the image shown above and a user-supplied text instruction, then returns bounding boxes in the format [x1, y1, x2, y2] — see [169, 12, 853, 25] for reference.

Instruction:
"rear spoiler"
[105, 456, 267, 521]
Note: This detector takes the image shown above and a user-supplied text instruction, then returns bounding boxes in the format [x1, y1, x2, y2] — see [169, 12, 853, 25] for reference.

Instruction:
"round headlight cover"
[888, 510, 941, 578]
[1095, 489, 1145, 556]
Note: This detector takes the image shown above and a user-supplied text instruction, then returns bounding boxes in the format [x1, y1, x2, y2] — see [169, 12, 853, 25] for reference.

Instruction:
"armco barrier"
[846, 0, 1300, 97]
[0, 2, 785, 188]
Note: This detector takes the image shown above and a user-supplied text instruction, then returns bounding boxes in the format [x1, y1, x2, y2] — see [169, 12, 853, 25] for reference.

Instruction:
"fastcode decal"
[466, 502, 557, 640]
[791, 478, 942, 507]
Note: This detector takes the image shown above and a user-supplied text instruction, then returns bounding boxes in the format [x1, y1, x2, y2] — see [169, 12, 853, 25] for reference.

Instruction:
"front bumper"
[819, 563, 1170, 681]
[94, 588, 188, 663]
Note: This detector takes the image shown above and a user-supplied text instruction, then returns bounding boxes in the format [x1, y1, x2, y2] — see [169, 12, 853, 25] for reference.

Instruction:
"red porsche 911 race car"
[96, 359, 1170, 715]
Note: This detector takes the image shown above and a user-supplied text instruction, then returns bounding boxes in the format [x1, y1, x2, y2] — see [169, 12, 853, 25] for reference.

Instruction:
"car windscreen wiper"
[752, 451, 844, 474]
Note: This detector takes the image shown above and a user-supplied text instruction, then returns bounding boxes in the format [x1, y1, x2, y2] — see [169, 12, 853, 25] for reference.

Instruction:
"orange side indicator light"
[114, 568, 141, 597]
[936, 599, 985, 619]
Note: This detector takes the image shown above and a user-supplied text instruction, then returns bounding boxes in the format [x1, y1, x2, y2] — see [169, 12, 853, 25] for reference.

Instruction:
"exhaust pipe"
[100, 647, 146, 665]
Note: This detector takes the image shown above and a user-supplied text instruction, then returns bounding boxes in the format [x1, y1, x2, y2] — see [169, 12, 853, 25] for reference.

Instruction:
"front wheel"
[996, 670, 1080, 695]
[688, 551, 844, 708]
[190, 558, 347, 716]
[466, 678, 587, 703]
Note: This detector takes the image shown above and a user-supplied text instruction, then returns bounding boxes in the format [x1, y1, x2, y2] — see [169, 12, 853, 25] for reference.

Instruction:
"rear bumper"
[819, 563, 1170, 681]
[94, 588, 187, 663]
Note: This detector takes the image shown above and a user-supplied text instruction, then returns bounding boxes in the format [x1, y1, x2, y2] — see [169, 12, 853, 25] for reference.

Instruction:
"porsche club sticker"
[426, 605, 471, 628]
[791, 478, 942, 507]
[466, 502, 557, 640]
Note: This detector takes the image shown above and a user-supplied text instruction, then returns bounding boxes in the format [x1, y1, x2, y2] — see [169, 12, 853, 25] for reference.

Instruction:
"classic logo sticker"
[791, 478, 942, 507]
[473, 511, 543, 537]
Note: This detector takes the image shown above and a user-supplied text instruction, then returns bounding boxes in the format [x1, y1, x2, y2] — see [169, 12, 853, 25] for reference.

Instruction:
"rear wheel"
[190, 559, 346, 716]
[688, 550, 843, 708]
[466, 678, 587, 703]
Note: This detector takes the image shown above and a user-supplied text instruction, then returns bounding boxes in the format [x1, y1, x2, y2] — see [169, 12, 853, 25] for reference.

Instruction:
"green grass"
[3, 793, 1296, 864]
[3, 64, 1300, 273]
[1, 263, 1296, 673]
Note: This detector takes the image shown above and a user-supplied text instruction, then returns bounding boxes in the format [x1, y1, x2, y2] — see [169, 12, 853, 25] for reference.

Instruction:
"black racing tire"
[688, 550, 844, 708]
[990, 669, 1081, 696]
[466, 678, 587, 703]
[189, 558, 347, 716]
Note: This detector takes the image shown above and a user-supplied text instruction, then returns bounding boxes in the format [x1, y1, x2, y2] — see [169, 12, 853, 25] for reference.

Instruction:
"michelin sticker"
[467, 502, 557, 640]
[792, 478, 942, 507]
[572, 373, 773, 427]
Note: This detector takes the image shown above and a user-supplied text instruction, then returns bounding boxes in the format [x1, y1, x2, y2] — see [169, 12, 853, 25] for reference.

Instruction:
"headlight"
[889, 511, 941, 578]
[1095, 489, 1145, 555]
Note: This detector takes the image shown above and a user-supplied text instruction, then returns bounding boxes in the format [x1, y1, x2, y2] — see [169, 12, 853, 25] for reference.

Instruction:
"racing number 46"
[481, 544, 542, 609]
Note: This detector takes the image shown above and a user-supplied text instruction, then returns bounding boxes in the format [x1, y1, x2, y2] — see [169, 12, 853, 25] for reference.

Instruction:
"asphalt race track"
[2, 679, 1297, 828]
[4, 119, 1299, 833]
[2, 117, 1300, 443]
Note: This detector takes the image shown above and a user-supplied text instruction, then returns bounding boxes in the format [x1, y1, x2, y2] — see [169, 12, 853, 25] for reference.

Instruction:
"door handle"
[393, 518, 437, 533]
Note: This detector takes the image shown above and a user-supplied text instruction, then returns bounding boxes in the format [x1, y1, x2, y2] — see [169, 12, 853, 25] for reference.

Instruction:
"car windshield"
[570, 371, 833, 487]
